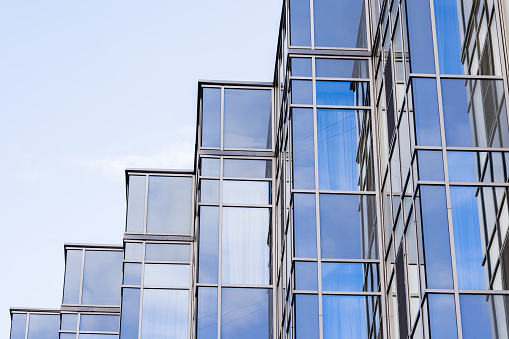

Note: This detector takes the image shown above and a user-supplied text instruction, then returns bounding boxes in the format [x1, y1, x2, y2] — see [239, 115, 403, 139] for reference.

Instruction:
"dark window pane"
[450, 187, 485, 289]
[200, 179, 220, 204]
[221, 288, 271, 339]
[223, 159, 272, 178]
[417, 151, 444, 181]
[127, 175, 145, 233]
[224, 89, 272, 149]
[316, 59, 369, 79]
[441, 79, 471, 146]
[316, 81, 369, 106]
[295, 294, 319, 339]
[27, 314, 59, 339]
[427, 294, 458, 339]
[289, 0, 311, 46]
[60, 314, 77, 331]
[198, 207, 219, 284]
[291, 80, 313, 105]
[321, 263, 375, 291]
[313, 0, 367, 48]
[82, 250, 123, 306]
[420, 186, 453, 289]
[146, 176, 193, 234]
[145, 243, 190, 262]
[10, 314, 27, 339]
[433, 0, 464, 74]
[405, 0, 435, 73]
[80, 315, 120, 332]
[292, 108, 315, 190]
[322, 296, 368, 339]
[447, 151, 476, 182]
[201, 158, 220, 177]
[123, 263, 142, 286]
[317, 109, 361, 190]
[63, 250, 82, 305]
[294, 261, 318, 290]
[459, 295, 493, 339]
[291, 58, 312, 77]
[197, 287, 217, 339]
[120, 288, 140, 339]
[202, 88, 221, 148]
[293, 194, 317, 258]
[411, 78, 441, 146]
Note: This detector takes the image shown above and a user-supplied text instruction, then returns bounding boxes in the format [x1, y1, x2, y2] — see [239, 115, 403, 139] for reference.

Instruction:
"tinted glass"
[291, 80, 313, 105]
[223, 159, 272, 178]
[322, 296, 368, 339]
[201, 88, 221, 148]
[293, 194, 317, 258]
[146, 176, 193, 234]
[289, 0, 311, 46]
[145, 244, 190, 262]
[223, 89, 272, 149]
[322, 263, 373, 291]
[411, 78, 441, 146]
[417, 151, 444, 181]
[143, 264, 189, 287]
[223, 181, 270, 205]
[198, 207, 219, 284]
[316, 81, 369, 106]
[441, 79, 471, 146]
[141, 289, 189, 339]
[428, 294, 458, 339]
[82, 250, 123, 306]
[294, 261, 318, 290]
[221, 288, 271, 339]
[434, 0, 464, 74]
[313, 0, 367, 48]
[63, 250, 83, 305]
[59, 334, 76, 339]
[79, 335, 118, 339]
[447, 151, 476, 182]
[291, 58, 312, 77]
[27, 314, 59, 339]
[201, 158, 220, 177]
[292, 108, 315, 189]
[124, 243, 143, 261]
[80, 315, 119, 332]
[123, 263, 142, 286]
[197, 287, 217, 339]
[295, 294, 319, 339]
[200, 179, 219, 204]
[60, 314, 78, 331]
[119, 288, 140, 339]
[316, 59, 369, 78]
[405, 0, 435, 73]
[10, 313, 27, 339]
[127, 175, 146, 233]
[459, 295, 493, 339]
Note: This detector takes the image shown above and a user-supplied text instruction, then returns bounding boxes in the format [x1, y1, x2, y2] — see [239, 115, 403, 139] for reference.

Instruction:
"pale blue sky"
[0, 0, 281, 336]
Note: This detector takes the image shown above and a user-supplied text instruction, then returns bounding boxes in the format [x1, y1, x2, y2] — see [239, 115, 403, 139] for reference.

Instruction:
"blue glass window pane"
[294, 261, 318, 290]
[405, 0, 435, 73]
[450, 187, 485, 289]
[447, 152, 476, 182]
[434, 0, 464, 74]
[291, 80, 313, 105]
[317, 109, 360, 190]
[428, 294, 458, 339]
[223, 89, 272, 149]
[417, 151, 444, 181]
[82, 250, 123, 306]
[120, 288, 140, 339]
[202, 88, 221, 148]
[124, 243, 143, 261]
[141, 289, 189, 339]
[221, 288, 271, 339]
[60, 314, 78, 331]
[201, 158, 220, 177]
[313, 0, 367, 48]
[200, 179, 219, 204]
[441, 79, 471, 146]
[320, 194, 362, 259]
[145, 244, 190, 262]
[295, 294, 319, 339]
[316, 59, 369, 79]
[10, 313, 27, 339]
[27, 314, 60, 339]
[289, 0, 311, 46]
[80, 315, 120, 332]
[291, 58, 312, 77]
[459, 295, 493, 339]
[123, 263, 142, 286]
[60, 334, 76, 339]
[146, 176, 193, 234]
[79, 335, 118, 339]
[197, 287, 217, 339]
[411, 78, 441, 146]
[293, 194, 317, 258]
[292, 108, 315, 189]
[198, 207, 219, 284]
[143, 264, 189, 287]
[63, 250, 82, 305]
[316, 81, 369, 106]
[127, 175, 146, 233]
[223, 181, 271, 205]
[322, 296, 368, 339]
[223, 159, 272, 178]
[321, 263, 365, 291]
[420, 186, 453, 289]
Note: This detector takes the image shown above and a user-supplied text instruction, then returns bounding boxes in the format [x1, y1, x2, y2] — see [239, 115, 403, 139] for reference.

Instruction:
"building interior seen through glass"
[9, 0, 509, 338]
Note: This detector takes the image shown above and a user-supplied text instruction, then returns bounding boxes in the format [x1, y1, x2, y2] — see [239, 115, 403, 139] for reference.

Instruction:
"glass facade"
[10, 1, 509, 339]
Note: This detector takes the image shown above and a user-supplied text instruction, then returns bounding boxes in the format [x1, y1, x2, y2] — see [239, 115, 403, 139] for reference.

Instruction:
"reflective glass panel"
[221, 288, 271, 339]
[447, 151, 476, 182]
[10, 313, 27, 339]
[27, 314, 60, 339]
[289, 0, 311, 46]
[82, 250, 123, 306]
[295, 294, 319, 339]
[79, 335, 118, 339]
[201, 158, 220, 177]
[405, 0, 435, 73]
[60, 314, 78, 331]
[291, 80, 313, 105]
[322, 296, 368, 339]
[145, 243, 190, 262]
[322, 263, 376, 292]
[198, 207, 219, 284]
[417, 151, 444, 181]
[316, 81, 369, 106]
[441, 79, 471, 146]
[127, 175, 145, 233]
[222, 207, 270, 285]
[119, 288, 140, 339]
[313, 0, 367, 48]
[434, 0, 464, 74]
[144, 264, 189, 287]
[124, 243, 143, 261]
[146, 176, 193, 234]
[223, 159, 272, 178]
[202, 88, 221, 148]
[427, 294, 458, 339]
[294, 261, 318, 290]
[411, 78, 441, 146]
[197, 287, 217, 339]
[200, 179, 219, 204]
[292, 108, 315, 189]
[123, 263, 142, 286]
[60, 334, 76, 339]
[141, 289, 189, 339]
[80, 315, 120, 332]
[223, 180, 270, 205]
[291, 58, 312, 77]
[459, 295, 494, 339]
[63, 250, 82, 305]
[223, 89, 272, 149]
[293, 194, 317, 258]
[316, 59, 369, 79]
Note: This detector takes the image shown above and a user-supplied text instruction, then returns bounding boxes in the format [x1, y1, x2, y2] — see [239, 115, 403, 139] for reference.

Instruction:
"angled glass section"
[197, 287, 218, 339]
[293, 194, 317, 258]
[120, 288, 140, 339]
[198, 206, 219, 284]
[201, 87, 221, 148]
[411, 78, 441, 146]
[63, 249, 83, 305]
[433, 0, 464, 74]
[126, 175, 146, 233]
[405, 0, 435, 73]
[289, 0, 311, 46]
[10, 313, 27, 339]
[82, 250, 123, 306]
[292, 108, 315, 190]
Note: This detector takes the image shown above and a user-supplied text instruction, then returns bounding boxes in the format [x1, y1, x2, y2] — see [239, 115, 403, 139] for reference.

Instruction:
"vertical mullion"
[220, 87, 225, 151]
[217, 157, 223, 339]
[143, 175, 149, 234]
[24, 313, 29, 339]
[309, 0, 315, 49]
[138, 242, 146, 339]
[79, 249, 85, 306]
[76, 313, 81, 338]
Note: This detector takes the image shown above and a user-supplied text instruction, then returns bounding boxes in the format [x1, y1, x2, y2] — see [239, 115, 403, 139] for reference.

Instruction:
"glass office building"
[9, 0, 509, 338]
